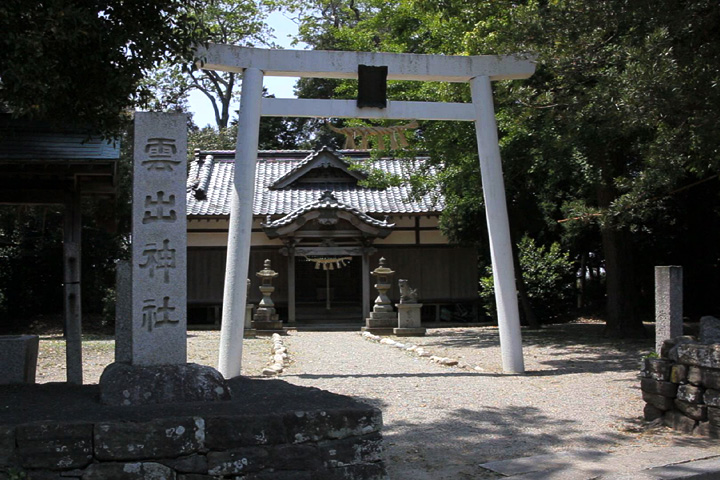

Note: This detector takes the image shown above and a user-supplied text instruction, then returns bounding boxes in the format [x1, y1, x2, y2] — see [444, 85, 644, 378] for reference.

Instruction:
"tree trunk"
[597, 186, 647, 338]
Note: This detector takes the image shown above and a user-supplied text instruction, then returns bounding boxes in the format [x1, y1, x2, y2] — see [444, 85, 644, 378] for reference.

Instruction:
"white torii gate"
[196, 45, 536, 376]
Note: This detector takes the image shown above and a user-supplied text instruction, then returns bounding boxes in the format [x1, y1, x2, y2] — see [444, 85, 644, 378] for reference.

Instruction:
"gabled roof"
[262, 191, 395, 239]
[186, 148, 444, 217]
[269, 146, 366, 189]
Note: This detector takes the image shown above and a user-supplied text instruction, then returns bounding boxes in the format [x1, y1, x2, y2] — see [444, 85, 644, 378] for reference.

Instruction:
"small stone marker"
[362, 258, 397, 334]
[394, 279, 425, 336]
[131, 112, 187, 365]
[655, 266, 683, 354]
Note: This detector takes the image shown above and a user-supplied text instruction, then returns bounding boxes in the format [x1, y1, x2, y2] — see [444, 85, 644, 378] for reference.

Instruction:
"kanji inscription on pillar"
[131, 112, 187, 365]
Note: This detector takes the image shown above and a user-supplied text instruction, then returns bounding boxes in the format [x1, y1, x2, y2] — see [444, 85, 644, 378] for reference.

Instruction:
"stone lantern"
[362, 257, 398, 334]
[252, 259, 283, 333]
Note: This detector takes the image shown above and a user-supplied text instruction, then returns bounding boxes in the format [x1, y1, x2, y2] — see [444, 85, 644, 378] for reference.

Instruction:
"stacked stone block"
[0, 409, 387, 480]
[640, 332, 720, 438]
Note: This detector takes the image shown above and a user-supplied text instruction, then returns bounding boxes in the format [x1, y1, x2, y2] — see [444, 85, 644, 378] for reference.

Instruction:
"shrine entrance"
[294, 255, 362, 325]
[262, 190, 394, 325]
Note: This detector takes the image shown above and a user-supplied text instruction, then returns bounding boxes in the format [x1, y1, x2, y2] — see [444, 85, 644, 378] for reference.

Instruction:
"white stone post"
[470, 75, 524, 374]
[655, 266, 683, 353]
[218, 67, 264, 378]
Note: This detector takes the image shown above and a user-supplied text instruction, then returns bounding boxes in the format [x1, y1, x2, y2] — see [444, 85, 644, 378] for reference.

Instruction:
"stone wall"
[0, 410, 387, 480]
[640, 336, 720, 438]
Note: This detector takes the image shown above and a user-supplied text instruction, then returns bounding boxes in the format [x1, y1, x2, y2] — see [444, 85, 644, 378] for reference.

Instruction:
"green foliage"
[6, 467, 26, 480]
[480, 236, 575, 323]
[148, 0, 277, 128]
[189, 126, 238, 152]
[0, 0, 209, 136]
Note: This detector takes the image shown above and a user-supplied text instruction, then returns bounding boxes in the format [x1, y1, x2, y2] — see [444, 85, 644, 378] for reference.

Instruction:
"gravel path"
[33, 322, 716, 479]
[279, 324, 710, 480]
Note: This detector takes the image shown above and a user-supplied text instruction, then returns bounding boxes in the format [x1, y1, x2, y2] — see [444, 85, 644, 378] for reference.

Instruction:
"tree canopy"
[0, 0, 208, 136]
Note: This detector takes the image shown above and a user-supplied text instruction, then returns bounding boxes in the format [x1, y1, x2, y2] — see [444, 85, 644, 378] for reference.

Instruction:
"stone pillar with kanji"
[100, 112, 230, 406]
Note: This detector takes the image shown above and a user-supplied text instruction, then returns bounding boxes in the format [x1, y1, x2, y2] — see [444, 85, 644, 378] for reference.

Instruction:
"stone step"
[479, 445, 720, 480]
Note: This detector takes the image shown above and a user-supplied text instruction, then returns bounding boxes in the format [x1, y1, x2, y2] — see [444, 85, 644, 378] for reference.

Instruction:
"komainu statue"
[398, 279, 418, 304]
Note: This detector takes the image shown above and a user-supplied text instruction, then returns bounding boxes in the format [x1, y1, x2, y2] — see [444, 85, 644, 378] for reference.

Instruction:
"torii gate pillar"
[200, 45, 534, 375]
[471, 75, 524, 372]
[217, 67, 264, 378]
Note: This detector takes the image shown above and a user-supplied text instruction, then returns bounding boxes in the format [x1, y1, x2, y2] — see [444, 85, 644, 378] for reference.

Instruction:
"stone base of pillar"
[99, 362, 232, 406]
[252, 320, 284, 333]
[252, 309, 283, 333]
[363, 311, 397, 335]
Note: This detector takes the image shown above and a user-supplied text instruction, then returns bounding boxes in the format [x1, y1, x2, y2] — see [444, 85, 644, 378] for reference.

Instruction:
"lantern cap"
[371, 257, 395, 277]
[257, 259, 279, 279]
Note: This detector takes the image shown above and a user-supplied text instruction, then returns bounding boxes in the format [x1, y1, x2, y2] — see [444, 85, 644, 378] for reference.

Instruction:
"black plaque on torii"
[357, 65, 388, 109]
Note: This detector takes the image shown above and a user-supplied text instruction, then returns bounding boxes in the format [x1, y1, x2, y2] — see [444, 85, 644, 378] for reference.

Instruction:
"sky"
[187, 10, 306, 128]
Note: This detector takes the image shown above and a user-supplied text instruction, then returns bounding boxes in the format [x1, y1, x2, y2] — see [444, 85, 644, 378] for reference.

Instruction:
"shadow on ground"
[414, 322, 655, 376]
[349, 392, 644, 480]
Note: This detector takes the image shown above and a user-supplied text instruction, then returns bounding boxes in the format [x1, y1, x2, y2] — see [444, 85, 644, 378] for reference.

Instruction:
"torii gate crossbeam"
[196, 45, 536, 376]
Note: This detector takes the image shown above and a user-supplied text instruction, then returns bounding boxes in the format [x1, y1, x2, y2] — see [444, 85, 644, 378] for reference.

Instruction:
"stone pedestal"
[99, 362, 232, 406]
[394, 303, 425, 336]
[0, 335, 39, 384]
[363, 312, 397, 335]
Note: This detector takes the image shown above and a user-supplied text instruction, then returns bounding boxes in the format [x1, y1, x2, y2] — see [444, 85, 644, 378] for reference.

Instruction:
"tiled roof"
[187, 149, 444, 217]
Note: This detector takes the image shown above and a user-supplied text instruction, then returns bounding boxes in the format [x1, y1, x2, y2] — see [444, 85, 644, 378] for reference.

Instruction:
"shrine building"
[186, 147, 478, 328]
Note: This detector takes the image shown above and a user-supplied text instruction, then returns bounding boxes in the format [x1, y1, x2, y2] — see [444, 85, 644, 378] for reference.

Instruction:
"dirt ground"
[34, 330, 273, 384]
